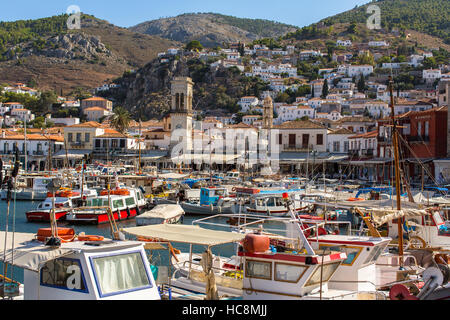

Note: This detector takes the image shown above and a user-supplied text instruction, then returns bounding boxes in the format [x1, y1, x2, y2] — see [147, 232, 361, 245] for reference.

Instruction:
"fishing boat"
[66, 193, 141, 225]
[26, 197, 77, 222]
[0, 230, 161, 300]
[25, 187, 99, 223]
[181, 187, 236, 215]
[1, 175, 55, 201]
[234, 188, 309, 217]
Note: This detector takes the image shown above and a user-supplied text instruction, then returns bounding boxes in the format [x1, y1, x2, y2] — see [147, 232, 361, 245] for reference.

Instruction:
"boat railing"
[192, 214, 353, 249]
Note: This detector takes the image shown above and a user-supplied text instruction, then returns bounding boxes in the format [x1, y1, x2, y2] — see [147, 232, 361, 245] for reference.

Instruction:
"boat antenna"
[389, 75, 404, 267]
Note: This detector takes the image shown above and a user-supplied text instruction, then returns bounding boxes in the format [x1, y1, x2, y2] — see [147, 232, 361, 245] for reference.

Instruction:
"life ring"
[232, 187, 237, 192]
[78, 235, 104, 242]
[318, 227, 327, 236]
[347, 198, 364, 202]
[408, 236, 427, 249]
[300, 224, 312, 238]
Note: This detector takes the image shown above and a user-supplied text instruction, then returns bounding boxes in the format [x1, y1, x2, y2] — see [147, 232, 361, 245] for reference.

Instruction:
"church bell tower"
[170, 77, 194, 154]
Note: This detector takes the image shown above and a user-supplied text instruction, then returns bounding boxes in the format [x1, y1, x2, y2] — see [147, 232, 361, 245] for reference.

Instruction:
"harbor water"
[0, 200, 286, 284]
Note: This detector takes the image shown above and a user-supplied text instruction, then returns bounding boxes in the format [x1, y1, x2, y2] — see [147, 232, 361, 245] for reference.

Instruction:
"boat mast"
[138, 120, 142, 175]
[389, 76, 404, 265]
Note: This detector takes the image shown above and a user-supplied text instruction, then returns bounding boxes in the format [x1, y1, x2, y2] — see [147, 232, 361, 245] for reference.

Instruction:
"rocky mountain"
[0, 14, 179, 92]
[129, 13, 298, 47]
[99, 53, 270, 121]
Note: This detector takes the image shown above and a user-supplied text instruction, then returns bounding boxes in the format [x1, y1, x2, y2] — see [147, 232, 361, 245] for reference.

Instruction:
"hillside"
[320, 0, 450, 44]
[0, 14, 179, 92]
[98, 54, 270, 120]
[129, 13, 298, 47]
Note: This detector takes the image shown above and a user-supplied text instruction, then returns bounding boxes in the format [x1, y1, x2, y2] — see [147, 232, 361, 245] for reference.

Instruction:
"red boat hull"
[26, 210, 69, 223]
[68, 206, 140, 225]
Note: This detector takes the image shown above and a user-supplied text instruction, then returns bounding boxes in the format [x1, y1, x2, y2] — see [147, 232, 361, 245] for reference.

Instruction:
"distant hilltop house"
[81, 97, 113, 112]
[336, 40, 352, 47]
[368, 41, 389, 47]
[2, 83, 40, 96]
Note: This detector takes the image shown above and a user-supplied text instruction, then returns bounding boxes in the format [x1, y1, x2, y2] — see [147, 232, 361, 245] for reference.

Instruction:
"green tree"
[185, 40, 203, 52]
[38, 91, 58, 114]
[358, 75, 366, 93]
[321, 79, 329, 98]
[111, 106, 131, 134]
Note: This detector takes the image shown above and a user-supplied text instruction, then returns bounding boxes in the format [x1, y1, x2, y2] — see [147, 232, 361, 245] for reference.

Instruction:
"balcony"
[283, 144, 311, 152]
[348, 150, 360, 157]
[70, 142, 86, 148]
[362, 149, 374, 157]
[33, 151, 44, 156]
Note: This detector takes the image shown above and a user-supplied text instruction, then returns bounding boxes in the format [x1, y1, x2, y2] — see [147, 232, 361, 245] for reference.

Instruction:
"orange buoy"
[37, 228, 75, 242]
[77, 235, 104, 242]
[243, 234, 270, 254]
[347, 198, 364, 202]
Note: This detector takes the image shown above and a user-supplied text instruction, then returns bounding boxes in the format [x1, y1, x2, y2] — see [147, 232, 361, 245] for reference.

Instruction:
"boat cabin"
[239, 246, 347, 300]
[199, 188, 229, 206]
[1, 232, 160, 300]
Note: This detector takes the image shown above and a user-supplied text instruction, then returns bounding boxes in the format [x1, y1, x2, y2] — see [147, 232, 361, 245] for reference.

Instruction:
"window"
[317, 134, 323, 146]
[275, 263, 308, 283]
[68, 133, 73, 142]
[320, 245, 362, 266]
[40, 258, 88, 293]
[120, 139, 126, 148]
[344, 141, 349, 152]
[112, 199, 124, 209]
[245, 260, 272, 280]
[85, 133, 90, 142]
[425, 121, 429, 137]
[125, 197, 135, 206]
[333, 141, 340, 152]
[90, 252, 151, 297]
[305, 262, 340, 287]
[363, 244, 387, 265]
[76, 133, 82, 142]
[95, 140, 101, 148]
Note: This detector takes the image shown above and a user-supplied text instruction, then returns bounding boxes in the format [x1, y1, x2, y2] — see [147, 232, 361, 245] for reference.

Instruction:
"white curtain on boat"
[92, 252, 149, 295]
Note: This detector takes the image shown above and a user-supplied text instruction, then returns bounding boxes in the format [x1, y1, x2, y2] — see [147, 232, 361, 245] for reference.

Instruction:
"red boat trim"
[238, 252, 346, 264]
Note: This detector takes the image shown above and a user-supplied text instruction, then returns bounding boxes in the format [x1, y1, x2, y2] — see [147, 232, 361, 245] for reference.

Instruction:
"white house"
[238, 96, 260, 112]
[337, 40, 352, 47]
[348, 65, 374, 78]
[423, 69, 442, 83]
[327, 128, 353, 154]
[11, 108, 35, 122]
[368, 41, 389, 47]
[242, 115, 261, 125]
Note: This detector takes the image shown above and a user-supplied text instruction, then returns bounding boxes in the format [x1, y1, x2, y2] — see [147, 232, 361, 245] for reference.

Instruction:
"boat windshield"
[91, 252, 151, 297]
[215, 189, 227, 196]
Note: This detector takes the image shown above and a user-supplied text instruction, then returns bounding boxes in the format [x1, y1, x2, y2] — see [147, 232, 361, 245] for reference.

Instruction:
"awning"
[53, 149, 91, 159]
[122, 224, 246, 247]
[0, 232, 74, 272]
[158, 172, 190, 179]
[367, 208, 429, 226]
[171, 154, 242, 164]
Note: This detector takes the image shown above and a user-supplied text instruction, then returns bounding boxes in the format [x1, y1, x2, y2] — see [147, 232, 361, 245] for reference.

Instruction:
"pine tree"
[321, 79, 329, 98]
[357, 75, 365, 93]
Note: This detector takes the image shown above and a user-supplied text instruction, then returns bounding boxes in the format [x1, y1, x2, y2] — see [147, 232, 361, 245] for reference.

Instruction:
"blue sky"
[1, 0, 371, 28]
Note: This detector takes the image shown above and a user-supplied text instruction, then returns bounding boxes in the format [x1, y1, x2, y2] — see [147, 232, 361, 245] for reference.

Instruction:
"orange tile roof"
[66, 121, 102, 128]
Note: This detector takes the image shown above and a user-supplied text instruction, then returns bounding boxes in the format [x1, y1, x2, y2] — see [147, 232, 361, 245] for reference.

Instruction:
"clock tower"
[170, 77, 194, 154]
